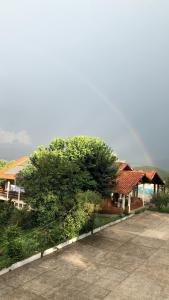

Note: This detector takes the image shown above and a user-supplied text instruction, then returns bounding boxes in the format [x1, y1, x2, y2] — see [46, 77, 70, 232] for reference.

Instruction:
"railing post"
[18, 188, 21, 207]
[142, 184, 145, 207]
[7, 181, 10, 201]
[128, 194, 131, 213]
[122, 195, 125, 210]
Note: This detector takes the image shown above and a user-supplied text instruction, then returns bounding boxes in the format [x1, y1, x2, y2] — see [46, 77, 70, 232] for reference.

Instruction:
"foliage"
[19, 136, 117, 225]
[0, 201, 15, 226]
[0, 194, 123, 270]
[59, 191, 102, 239]
[157, 207, 169, 213]
[31, 229, 52, 256]
[165, 176, 169, 191]
[0, 201, 37, 229]
[123, 208, 130, 216]
[0, 136, 119, 269]
[0, 160, 15, 185]
[152, 192, 169, 210]
[64, 136, 117, 196]
[135, 208, 146, 214]
[0, 160, 9, 170]
[5, 225, 24, 262]
[149, 207, 169, 214]
[94, 214, 120, 228]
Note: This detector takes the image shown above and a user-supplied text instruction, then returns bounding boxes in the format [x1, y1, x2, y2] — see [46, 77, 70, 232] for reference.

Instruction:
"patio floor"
[1, 211, 169, 299]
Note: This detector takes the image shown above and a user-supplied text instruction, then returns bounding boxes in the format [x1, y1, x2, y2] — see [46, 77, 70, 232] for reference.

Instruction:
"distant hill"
[134, 166, 169, 181]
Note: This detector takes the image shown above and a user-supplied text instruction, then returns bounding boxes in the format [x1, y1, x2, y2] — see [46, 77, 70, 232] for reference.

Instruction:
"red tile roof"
[114, 171, 147, 195]
[137, 170, 164, 185]
[114, 162, 133, 172]
[145, 171, 157, 180]
[0, 156, 29, 180]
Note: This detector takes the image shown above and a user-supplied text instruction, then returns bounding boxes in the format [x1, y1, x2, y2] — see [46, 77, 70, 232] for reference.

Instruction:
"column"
[117, 194, 122, 208]
[157, 185, 160, 194]
[18, 188, 21, 202]
[128, 194, 131, 213]
[7, 181, 10, 200]
[136, 185, 138, 197]
[142, 184, 145, 207]
[122, 195, 125, 210]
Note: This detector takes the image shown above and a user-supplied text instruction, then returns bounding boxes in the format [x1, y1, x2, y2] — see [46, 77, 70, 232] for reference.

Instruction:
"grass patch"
[149, 207, 169, 214]
[94, 214, 122, 228]
[135, 208, 146, 214]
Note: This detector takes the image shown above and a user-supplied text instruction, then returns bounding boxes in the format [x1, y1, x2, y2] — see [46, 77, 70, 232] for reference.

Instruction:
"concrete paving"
[1, 211, 169, 299]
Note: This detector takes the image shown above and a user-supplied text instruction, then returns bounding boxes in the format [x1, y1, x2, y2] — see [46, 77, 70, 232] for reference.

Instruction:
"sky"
[0, 0, 169, 168]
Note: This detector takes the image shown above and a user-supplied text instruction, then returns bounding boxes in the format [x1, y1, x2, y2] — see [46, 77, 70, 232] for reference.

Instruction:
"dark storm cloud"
[0, 0, 169, 168]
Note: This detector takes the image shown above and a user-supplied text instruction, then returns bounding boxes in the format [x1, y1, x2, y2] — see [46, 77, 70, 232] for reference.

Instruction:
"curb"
[0, 213, 134, 276]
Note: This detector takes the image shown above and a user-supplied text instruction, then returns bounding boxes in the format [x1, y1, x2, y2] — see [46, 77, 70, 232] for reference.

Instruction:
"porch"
[101, 195, 143, 214]
[101, 169, 165, 214]
[0, 186, 26, 209]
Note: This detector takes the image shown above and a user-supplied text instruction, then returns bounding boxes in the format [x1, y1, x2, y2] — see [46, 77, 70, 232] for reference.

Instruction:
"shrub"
[7, 238, 25, 262]
[6, 224, 21, 240]
[5, 225, 24, 262]
[32, 229, 52, 256]
[75, 191, 102, 232]
[14, 210, 38, 230]
[0, 201, 15, 226]
[152, 193, 169, 210]
[123, 208, 129, 216]
[62, 208, 92, 239]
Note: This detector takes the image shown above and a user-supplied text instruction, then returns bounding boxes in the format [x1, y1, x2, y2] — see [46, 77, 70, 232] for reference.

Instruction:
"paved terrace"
[1, 211, 169, 299]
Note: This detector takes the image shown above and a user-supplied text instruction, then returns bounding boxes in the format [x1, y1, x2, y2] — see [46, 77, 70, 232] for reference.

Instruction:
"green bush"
[0, 201, 15, 226]
[7, 238, 24, 262]
[31, 229, 52, 255]
[62, 208, 92, 239]
[14, 210, 38, 230]
[50, 191, 102, 242]
[0, 191, 103, 267]
[152, 193, 169, 210]
[123, 209, 129, 216]
[6, 224, 21, 240]
[5, 225, 25, 262]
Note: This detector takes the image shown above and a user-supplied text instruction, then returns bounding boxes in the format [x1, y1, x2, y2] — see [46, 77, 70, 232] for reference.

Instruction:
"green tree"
[51, 136, 117, 196]
[0, 160, 15, 186]
[152, 192, 169, 210]
[19, 136, 117, 225]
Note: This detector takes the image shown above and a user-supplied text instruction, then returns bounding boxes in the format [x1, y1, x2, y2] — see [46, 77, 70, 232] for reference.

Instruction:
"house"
[101, 161, 165, 214]
[0, 156, 29, 209]
[138, 170, 165, 203]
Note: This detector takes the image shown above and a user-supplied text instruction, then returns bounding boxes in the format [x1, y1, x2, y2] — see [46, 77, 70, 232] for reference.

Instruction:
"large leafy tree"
[20, 136, 117, 224]
[49, 136, 117, 195]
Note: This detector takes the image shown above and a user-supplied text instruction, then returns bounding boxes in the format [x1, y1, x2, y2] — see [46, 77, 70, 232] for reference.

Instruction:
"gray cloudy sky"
[0, 0, 169, 168]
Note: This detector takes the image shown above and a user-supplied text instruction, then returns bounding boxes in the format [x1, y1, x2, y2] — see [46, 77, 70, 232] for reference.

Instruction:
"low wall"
[101, 197, 123, 214]
[101, 207, 123, 214]
[130, 197, 143, 210]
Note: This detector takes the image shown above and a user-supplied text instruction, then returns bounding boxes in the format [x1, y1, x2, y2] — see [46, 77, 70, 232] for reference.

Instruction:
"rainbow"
[56, 62, 154, 166]
[83, 80, 154, 166]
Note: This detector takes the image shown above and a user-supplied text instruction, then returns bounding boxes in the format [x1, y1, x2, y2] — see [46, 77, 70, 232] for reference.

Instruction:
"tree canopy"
[0, 160, 9, 170]
[20, 136, 117, 224]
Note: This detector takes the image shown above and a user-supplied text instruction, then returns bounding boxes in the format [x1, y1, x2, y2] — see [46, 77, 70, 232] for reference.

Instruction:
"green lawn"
[94, 214, 122, 229]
